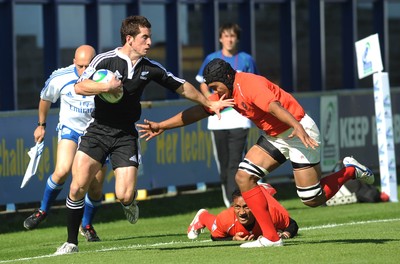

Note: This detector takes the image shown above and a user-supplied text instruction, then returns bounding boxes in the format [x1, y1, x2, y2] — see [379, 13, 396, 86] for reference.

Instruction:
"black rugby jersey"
[79, 48, 184, 130]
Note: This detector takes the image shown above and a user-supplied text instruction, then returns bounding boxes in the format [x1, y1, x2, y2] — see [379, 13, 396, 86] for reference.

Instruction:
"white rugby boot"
[240, 236, 283, 248]
[343, 157, 375, 185]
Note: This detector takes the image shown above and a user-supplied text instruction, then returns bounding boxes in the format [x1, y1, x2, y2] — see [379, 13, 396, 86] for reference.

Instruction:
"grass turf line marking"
[299, 218, 400, 231]
[94, 239, 211, 252]
[1, 218, 399, 263]
[0, 255, 55, 263]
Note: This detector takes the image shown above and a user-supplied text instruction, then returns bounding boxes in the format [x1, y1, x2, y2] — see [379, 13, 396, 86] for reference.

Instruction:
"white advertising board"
[355, 34, 383, 79]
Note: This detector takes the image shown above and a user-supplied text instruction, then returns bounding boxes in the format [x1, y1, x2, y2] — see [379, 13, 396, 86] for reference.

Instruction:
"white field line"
[299, 218, 400, 231]
[1, 218, 399, 263]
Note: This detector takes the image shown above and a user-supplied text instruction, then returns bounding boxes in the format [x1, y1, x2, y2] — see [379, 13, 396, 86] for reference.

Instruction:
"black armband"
[283, 218, 299, 238]
[37, 122, 46, 128]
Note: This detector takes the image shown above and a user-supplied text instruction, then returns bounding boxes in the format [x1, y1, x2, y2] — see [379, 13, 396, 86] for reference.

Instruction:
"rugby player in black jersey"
[55, 15, 233, 255]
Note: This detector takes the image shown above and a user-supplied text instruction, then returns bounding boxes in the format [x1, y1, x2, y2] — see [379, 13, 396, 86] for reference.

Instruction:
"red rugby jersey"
[208, 72, 305, 136]
[211, 188, 290, 239]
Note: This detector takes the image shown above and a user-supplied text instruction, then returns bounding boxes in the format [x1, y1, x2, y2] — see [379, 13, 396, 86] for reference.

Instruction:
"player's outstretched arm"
[176, 82, 234, 119]
[137, 105, 209, 141]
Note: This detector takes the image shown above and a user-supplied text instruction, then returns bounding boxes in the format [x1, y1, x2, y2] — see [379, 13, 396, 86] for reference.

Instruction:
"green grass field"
[0, 185, 399, 264]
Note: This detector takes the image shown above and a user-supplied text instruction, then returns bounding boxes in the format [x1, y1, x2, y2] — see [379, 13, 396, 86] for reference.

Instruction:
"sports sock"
[320, 166, 356, 200]
[66, 196, 85, 245]
[241, 185, 280, 241]
[40, 175, 64, 213]
[199, 211, 216, 231]
[81, 193, 102, 227]
[259, 186, 291, 230]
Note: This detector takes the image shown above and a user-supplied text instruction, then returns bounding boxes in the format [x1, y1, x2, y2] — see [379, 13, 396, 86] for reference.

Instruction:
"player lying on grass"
[137, 58, 374, 248]
[187, 183, 298, 241]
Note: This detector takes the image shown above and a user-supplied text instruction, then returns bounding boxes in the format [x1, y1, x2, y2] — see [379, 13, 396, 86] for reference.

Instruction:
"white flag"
[20, 141, 44, 188]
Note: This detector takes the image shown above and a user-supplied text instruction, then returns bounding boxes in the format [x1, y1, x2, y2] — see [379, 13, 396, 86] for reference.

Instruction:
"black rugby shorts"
[78, 121, 140, 169]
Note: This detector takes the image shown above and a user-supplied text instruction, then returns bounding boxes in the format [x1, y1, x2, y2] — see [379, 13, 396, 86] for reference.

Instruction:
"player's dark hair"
[232, 189, 242, 200]
[120, 15, 152, 45]
[203, 58, 236, 91]
[219, 23, 241, 40]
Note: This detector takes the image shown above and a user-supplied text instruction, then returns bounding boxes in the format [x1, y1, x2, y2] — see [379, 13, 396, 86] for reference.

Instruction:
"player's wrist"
[37, 122, 46, 128]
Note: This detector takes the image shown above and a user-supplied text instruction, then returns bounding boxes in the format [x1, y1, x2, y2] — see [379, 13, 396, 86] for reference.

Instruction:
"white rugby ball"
[92, 69, 123, 104]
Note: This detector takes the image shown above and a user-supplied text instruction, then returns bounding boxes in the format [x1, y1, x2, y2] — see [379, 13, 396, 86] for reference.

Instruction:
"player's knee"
[88, 188, 103, 201]
[52, 168, 70, 182]
[88, 181, 103, 199]
[235, 171, 259, 191]
[235, 171, 246, 187]
[296, 182, 325, 207]
[69, 185, 84, 200]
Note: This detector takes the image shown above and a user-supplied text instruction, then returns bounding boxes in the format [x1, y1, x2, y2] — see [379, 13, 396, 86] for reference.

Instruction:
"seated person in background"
[187, 183, 298, 241]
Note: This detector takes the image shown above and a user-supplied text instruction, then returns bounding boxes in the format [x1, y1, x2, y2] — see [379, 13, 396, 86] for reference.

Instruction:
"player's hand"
[109, 86, 123, 95]
[288, 124, 319, 149]
[208, 94, 234, 119]
[278, 230, 291, 239]
[233, 232, 255, 241]
[34, 126, 45, 143]
[137, 119, 164, 141]
[108, 79, 122, 93]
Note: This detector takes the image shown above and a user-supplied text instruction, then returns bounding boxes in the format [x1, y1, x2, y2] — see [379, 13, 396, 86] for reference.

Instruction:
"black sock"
[66, 196, 85, 245]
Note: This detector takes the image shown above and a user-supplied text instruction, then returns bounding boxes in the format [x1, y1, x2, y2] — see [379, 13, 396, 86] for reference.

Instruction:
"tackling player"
[196, 23, 258, 208]
[137, 58, 375, 248]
